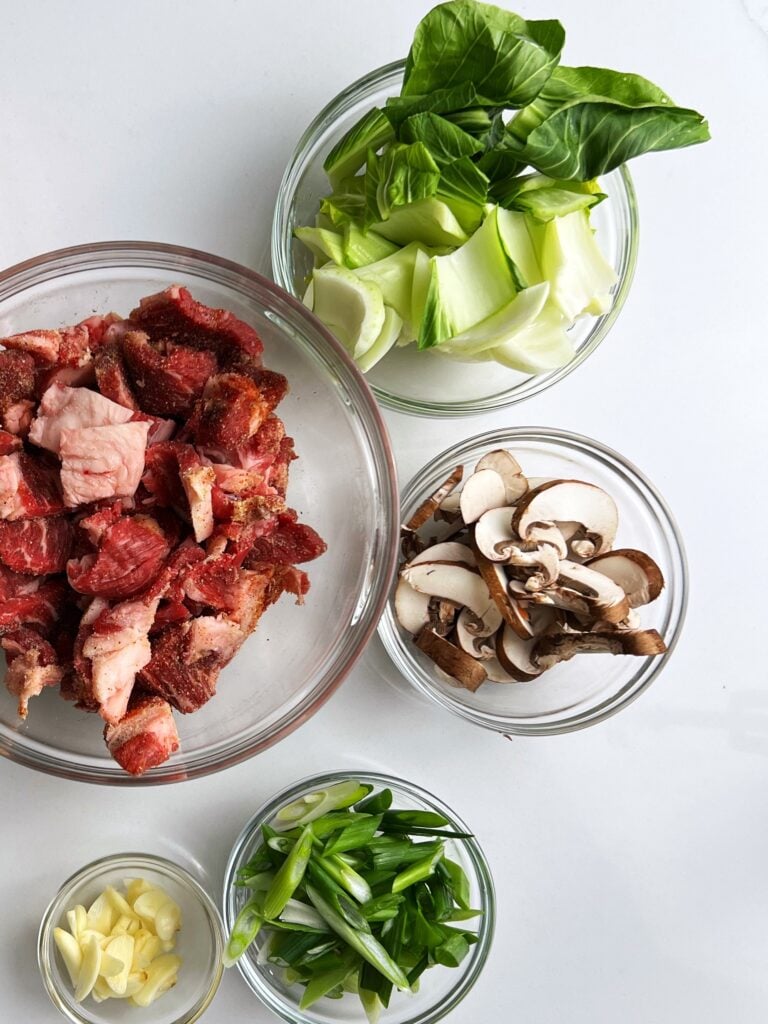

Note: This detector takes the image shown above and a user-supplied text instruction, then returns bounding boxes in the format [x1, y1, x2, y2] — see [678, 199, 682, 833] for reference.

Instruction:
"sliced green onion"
[360, 893, 405, 922]
[318, 854, 373, 905]
[263, 826, 314, 919]
[299, 952, 357, 1010]
[356, 788, 393, 815]
[392, 843, 444, 893]
[437, 858, 471, 909]
[279, 897, 330, 931]
[433, 931, 470, 968]
[276, 782, 373, 830]
[381, 810, 450, 829]
[305, 884, 411, 992]
[307, 860, 370, 932]
[323, 815, 382, 857]
[223, 897, 264, 967]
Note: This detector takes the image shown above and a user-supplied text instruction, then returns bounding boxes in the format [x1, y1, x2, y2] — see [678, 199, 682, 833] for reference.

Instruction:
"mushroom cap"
[474, 549, 534, 637]
[533, 629, 667, 669]
[513, 480, 618, 555]
[474, 449, 528, 504]
[401, 562, 502, 634]
[404, 465, 463, 532]
[586, 548, 665, 607]
[495, 624, 541, 681]
[415, 627, 487, 691]
[459, 468, 508, 525]
[395, 579, 431, 635]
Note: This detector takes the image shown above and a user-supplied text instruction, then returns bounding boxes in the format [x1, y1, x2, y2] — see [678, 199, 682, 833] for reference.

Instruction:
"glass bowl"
[0, 242, 399, 784]
[272, 61, 638, 418]
[38, 852, 224, 1024]
[223, 770, 495, 1024]
[378, 427, 687, 734]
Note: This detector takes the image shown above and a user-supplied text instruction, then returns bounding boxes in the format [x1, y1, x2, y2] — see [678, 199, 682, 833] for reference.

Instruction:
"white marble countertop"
[1, 1, 766, 1021]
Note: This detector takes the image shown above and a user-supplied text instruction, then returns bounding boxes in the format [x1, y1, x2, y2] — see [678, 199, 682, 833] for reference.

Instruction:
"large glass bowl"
[223, 770, 495, 1024]
[0, 242, 399, 784]
[38, 852, 224, 1024]
[378, 428, 687, 733]
[272, 61, 638, 418]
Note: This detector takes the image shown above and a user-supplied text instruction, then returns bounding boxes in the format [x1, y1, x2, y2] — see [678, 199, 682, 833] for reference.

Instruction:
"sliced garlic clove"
[112, 914, 135, 935]
[105, 886, 136, 920]
[74, 934, 102, 1002]
[124, 878, 153, 904]
[132, 933, 160, 971]
[91, 977, 114, 1002]
[154, 900, 181, 942]
[124, 972, 147, 997]
[86, 893, 114, 935]
[133, 888, 170, 923]
[98, 952, 125, 979]
[130, 953, 182, 1007]
[104, 934, 134, 995]
[53, 927, 82, 988]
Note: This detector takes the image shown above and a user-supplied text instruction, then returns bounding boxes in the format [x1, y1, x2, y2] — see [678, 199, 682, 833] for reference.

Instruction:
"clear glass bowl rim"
[223, 769, 496, 1024]
[37, 851, 225, 1024]
[378, 426, 688, 734]
[271, 60, 640, 418]
[0, 240, 400, 785]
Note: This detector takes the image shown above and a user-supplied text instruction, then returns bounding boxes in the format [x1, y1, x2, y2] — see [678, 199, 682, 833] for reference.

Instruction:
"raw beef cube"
[122, 330, 218, 417]
[104, 695, 179, 776]
[0, 431, 22, 456]
[94, 341, 138, 409]
[176, 447, 215, 542]
[0, 350, 35, 412]
[246, 514, 327, 565]
[67, 513, 171, 598]
[131, 285, 263, 359]
[0, 451, 65, 520]
[0, 329, 61, 363]
[0, 517, 73, 574]
[193, 374, 274, 453]
[3, 400, 35, 436]
[0, 576, 68, 633]
[60, 421, 150, 506]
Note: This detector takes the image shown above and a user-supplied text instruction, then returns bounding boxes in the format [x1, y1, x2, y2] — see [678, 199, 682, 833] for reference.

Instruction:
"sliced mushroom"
[455, 608, 497, 660]
[474, 449, 528, 504]
[513, 480, 618, 555]
[505, 543, 561, 590]
[586, 549, 665, 608]
[415, 627, 487, 691]
[394, 579, 431, 635]
[401, 562, 501, 635]
[474, 549, 534, 638]
[533, 629, 667, 669]
[459, 468, 507, 525]
[555, 560, 630, 624]
[525, 523, 569, 559]
[435, 490, 462, 523]
[508, 578, 594, 618]
[474, 507, 518, 563]
[495, 624, 542, 681]
[408, 542, 476, 569]
[428, 598, 459, 636]
[592, 608, 642, 631]
[403, 465, 463, 535]
[483, 654, 520, 683]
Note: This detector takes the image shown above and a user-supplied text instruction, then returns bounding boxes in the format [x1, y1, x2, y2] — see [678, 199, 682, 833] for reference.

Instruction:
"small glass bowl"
[223, 770, 495, 1024]
[38, 853, 225, 1024]
[378, 427, 688, 734]
[272, 61, 639, 418]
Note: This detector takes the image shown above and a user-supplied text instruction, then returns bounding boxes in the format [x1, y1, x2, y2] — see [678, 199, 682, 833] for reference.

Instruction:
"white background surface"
[1, 1, 766, 1021]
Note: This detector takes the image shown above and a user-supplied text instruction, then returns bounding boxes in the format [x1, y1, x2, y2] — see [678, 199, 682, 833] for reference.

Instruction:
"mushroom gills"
[513, 480, 618, 556]
[401, 562, 502, 635]
[555, 560, 630, 623]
